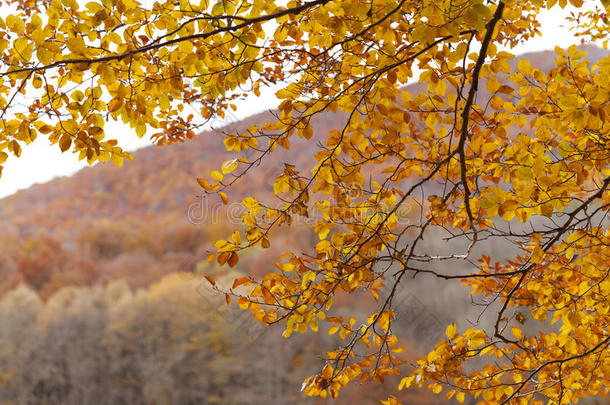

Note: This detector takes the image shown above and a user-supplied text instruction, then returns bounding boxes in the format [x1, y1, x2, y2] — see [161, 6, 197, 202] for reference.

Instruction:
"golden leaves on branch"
[4, 0, 610, 404]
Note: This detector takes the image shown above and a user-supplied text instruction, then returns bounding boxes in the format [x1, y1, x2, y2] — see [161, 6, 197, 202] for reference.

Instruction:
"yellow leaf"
[517, 59, 532, 75]
[446, 323, 456, 340]
[531, 246, 544, 264]
[489, 95, 504, 110]
[481, 142, 496, 155]
[196, 178, 219, 191]
[399, 376, 414, 390]
[540, 203, 554, 217]
[303, 123, 313, 139]
[136, 122, 146, 137]
[178, 40, 194, 53]
[261, 237, 270, 248]
[273, 26, 287, 42]
[32, 75, 43, 88]
[511, 327, 523, 340]
[498, 200, 519, 221]
[111, 153, 124, 167]
[222, 158, 238, 174]
[310, 316, 319, 332]
[210, 170, 223, 182]
[273, 175, 290, 194]
[14, 38, 32, 61]
[486, 76, 501, 93]
[566, 232, 580, 244]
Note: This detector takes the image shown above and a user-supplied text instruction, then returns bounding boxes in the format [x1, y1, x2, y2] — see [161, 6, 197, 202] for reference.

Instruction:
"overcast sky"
[0, 4, 600, 198]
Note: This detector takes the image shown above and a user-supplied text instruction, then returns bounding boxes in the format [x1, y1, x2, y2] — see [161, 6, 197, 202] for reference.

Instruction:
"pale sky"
[0, 4, 601, 198]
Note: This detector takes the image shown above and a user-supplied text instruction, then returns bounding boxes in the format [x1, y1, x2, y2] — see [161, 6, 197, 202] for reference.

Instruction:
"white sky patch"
[0, 4, 602, 198]
[511, 3, 598, 54]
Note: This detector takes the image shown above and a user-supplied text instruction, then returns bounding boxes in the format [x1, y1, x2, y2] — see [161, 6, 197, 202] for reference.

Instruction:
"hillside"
[0, 45, 605, 237]
[0, 45, 606, 295]
[0, 45, 607, 404]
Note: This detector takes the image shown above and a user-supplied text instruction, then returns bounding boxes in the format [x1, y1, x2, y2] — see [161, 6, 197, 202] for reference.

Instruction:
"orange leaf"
[228, 252, 239, 267]
[261, 237, 270, 248]
[232, 276, 251, 289]
[218, 251, 231, 266]
[322, 364, 333, 379]
[59, 134, 72, 152]
[204, 275, 216, 286]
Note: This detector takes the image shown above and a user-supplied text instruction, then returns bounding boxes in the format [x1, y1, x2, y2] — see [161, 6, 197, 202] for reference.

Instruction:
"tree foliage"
[3, 0, 610, 403]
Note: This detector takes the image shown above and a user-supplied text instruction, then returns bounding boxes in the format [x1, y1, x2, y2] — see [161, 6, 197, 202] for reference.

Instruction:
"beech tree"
[3, 0, 610, 403]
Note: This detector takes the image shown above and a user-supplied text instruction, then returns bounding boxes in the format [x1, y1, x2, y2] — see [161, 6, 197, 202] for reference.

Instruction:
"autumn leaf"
[227, 252, 238, 268]
[232, 277, 251, 289]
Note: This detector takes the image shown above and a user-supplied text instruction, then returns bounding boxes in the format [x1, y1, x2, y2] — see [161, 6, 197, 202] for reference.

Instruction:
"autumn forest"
[2, 0, 610, 404]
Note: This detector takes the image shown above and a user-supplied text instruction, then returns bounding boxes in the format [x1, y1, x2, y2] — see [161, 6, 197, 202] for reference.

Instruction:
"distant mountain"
[0, 45, 605, 238]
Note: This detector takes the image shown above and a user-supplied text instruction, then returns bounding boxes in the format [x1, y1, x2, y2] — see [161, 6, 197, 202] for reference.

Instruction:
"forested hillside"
[0, 46, 606, 404]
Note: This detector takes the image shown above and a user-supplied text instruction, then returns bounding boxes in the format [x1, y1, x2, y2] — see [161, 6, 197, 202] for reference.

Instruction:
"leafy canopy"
[3, 0, 610, 403]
